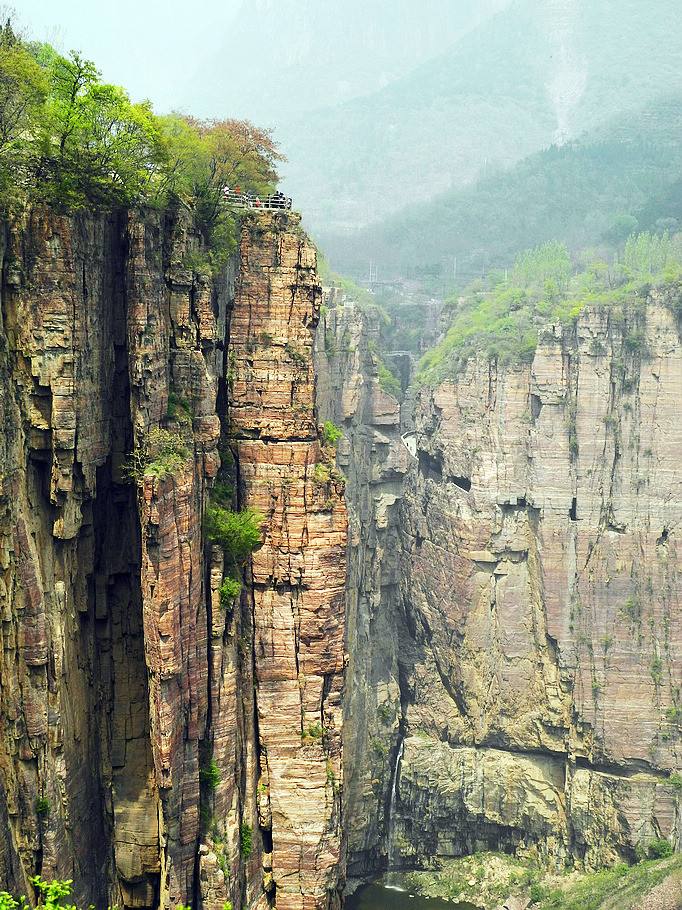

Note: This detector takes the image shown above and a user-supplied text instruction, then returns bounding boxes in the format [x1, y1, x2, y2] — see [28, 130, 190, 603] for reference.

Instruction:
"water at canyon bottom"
[347, 882, 477, 910]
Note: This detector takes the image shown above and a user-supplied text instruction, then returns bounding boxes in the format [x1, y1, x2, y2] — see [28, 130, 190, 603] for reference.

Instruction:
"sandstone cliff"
[316, 289, 682, 880]
[0, 207, 346, 910]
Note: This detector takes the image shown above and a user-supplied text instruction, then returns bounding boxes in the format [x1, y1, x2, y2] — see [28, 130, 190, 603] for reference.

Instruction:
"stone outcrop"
[316, 289, 682, 879]
[222, 215, 347, 910]
[0, 206, 346, 909]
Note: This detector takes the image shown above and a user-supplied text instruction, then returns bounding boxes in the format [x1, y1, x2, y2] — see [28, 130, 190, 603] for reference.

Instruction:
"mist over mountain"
[323, 94, 682, 280]
[183, 0, 510, 122]
[277, 0, 682, 239]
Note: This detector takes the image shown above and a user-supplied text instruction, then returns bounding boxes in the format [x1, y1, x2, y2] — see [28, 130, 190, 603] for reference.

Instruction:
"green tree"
[159, 114, 284, 263]
[205, 506, 263, 563]
[622, 231, 674, 279]
[0, 25, 46, 150]
[511, 241, 572, 291]
[37, 50, 164, 207]
[0, 23, 48, 200]
[0, 18, 289, 268]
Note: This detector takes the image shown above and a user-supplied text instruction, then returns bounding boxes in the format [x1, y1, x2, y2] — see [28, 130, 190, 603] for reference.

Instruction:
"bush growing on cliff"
[200, 758, 221, 793]
[646, 838, 673, 859]
[669, 771, 682, 790]
[322, 420, 343, 447]
[205, 502, 263, 603]
[205, 505, 263, 563]
[239, 822, 253, 859]
[218, 576, 242, 607]
[166, 391, 192, 424]
[377, 360, 402, 398]
[125, 428, 190, 484]
[206, 482, 258, 613]
[1, 877, 80, 910]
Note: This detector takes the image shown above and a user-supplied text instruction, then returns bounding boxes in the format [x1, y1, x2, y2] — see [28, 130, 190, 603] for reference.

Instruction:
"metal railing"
[221, 190, 292, 211]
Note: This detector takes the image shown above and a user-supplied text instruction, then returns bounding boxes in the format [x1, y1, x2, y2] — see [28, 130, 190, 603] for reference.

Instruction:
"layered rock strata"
[0, 207, 345, 910]
[392, 296, 682, 869]
[314, 301, 412, 880]
[215, 215, 347, 910]
[317, 291, 682, 878]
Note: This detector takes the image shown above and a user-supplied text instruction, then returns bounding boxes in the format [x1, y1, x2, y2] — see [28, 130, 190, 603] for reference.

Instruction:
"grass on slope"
[534, 854, 682, 910]
[402, 851, 682, 910]
[418, 234, 682, 384]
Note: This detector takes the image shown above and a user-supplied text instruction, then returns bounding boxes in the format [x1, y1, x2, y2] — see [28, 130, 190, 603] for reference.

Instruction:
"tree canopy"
[0, 20, 285, 261]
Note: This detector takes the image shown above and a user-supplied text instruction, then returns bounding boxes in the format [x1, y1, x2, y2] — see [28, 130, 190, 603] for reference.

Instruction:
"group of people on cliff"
[221, 185, 291, 210]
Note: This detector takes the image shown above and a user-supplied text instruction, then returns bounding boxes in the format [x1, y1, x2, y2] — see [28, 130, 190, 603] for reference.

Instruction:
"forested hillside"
[280, 0, 682, 235]
[419, 233, 682, 384]
[324, 94, 682, 280]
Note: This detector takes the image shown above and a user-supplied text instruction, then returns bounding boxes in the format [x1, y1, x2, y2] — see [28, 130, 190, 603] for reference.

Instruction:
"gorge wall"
[316, 289, 682, 881]
[2, 198, 681, 910]
[0, 207, 346, 910]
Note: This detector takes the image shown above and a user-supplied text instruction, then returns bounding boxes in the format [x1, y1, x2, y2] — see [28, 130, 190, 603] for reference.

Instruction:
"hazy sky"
[15, 0, 242, 111]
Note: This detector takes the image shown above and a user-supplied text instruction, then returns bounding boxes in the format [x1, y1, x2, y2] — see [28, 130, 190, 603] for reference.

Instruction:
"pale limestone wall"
[398, 297, 682, 868]
[316, 292, 682, 879]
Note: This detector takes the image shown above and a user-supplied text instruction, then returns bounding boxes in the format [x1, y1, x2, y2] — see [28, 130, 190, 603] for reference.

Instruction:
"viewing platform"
[222, 189, 293, 211]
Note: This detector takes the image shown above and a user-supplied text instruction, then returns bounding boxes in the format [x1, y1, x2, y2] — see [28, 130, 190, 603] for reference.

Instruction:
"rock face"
[0, 207, 346, 909]
[314, 301, 413, 880]
[224, 216, 347, 910]
[316, 291, 682, 879]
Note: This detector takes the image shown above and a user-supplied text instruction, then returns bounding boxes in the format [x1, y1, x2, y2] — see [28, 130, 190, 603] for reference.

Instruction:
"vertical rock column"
[228, 214, 347, 910]
[125, 213, 224, 907]
[0, 209, 133, 908]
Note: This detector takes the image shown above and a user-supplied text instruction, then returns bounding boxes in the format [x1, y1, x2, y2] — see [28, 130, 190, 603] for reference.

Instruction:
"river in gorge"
[347, 882, 477, 910]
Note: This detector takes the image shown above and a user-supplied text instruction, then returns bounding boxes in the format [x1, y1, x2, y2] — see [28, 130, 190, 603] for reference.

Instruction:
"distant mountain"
[274, 0, 682, 235]
[183, 0, 509, 122]
[320, 95, 682, 280]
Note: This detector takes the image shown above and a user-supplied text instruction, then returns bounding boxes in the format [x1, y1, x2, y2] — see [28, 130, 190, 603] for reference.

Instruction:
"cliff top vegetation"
[418, 232, 682, 384]
[0, 18, 283, 264]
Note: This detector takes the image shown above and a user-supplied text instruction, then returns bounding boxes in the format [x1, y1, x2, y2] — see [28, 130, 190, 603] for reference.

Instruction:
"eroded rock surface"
[316, 291, 682, 878]
[228, 216, 347, 910]
[0, 207, 345, 910]
[314, 301, 413, 880]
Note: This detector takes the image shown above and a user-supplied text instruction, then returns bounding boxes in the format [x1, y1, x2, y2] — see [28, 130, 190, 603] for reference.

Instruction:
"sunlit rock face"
[225, 215, 347, 910]
[0, 208, 346, 910]
[317, 292, 682, 879]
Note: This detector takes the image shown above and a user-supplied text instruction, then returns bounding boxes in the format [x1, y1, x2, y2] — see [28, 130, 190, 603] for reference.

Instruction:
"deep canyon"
[0, 207, 681, 910]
